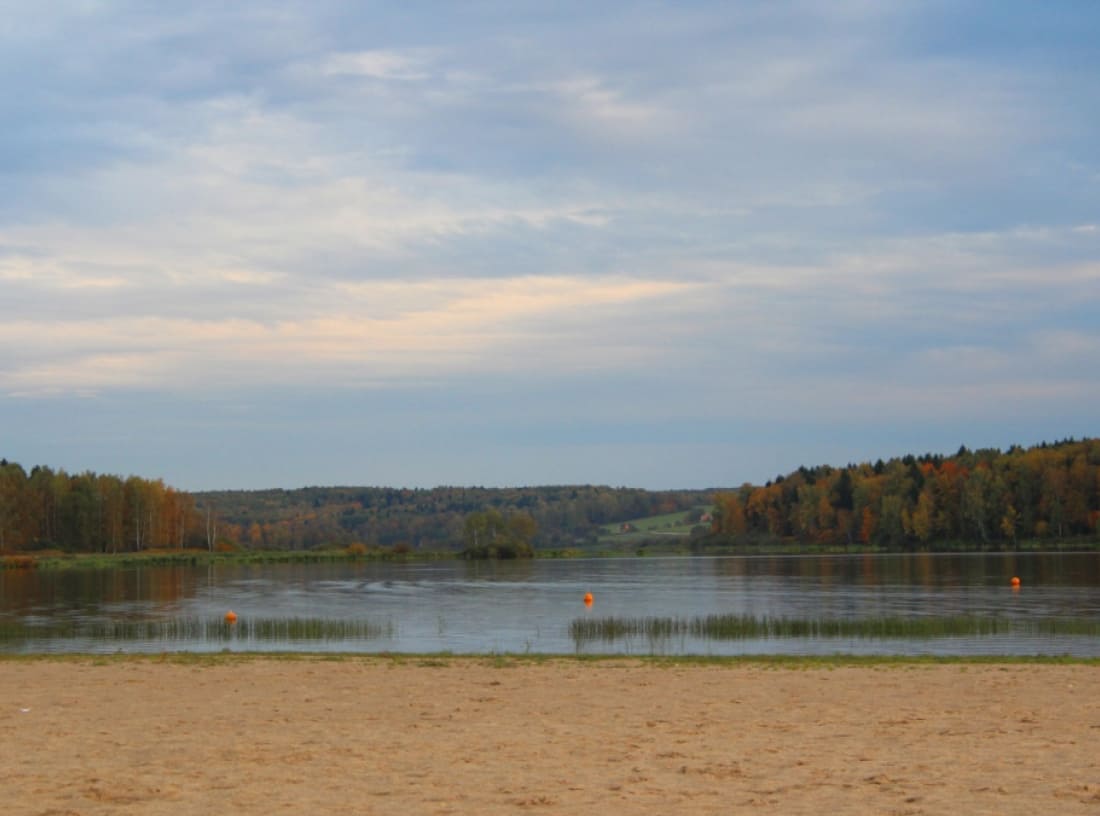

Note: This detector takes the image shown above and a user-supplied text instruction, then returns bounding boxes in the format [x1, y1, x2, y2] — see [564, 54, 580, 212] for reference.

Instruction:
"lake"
[3, 552, 1100, 656]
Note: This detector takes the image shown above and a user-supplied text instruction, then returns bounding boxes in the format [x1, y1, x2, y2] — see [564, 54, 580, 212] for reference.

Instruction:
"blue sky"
[2, 1, 1098, 490]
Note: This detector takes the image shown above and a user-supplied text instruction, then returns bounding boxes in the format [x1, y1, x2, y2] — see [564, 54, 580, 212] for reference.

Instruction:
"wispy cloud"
[1, 1, 1097, 487]
[0, 274, 699, 395]
[321, 49, 434, 81]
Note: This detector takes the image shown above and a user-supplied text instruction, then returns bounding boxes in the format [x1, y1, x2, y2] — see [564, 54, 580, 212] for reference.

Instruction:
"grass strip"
[2, 651, 1098, 668]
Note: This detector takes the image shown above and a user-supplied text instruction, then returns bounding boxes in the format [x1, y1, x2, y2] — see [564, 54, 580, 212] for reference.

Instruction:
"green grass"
[596, 506, 713, 541]
[569, 614, 1100, 644]
[2, 651, 1098, 668]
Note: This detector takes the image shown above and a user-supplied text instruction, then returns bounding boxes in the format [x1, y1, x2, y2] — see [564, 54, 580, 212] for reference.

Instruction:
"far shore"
[4, 655, 1100, 815]
[4, 538, 1100, 571]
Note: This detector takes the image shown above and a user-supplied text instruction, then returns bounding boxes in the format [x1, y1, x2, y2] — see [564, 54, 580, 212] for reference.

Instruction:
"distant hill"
[191, 485, 712, 552]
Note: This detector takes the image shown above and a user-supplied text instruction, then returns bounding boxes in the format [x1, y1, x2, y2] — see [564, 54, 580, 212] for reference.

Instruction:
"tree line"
[6, 438, 1097, 555]
[709, 439, 1100, 549]
[0, 461, 206, 553]
[0, 461, 707, 554]
[192, 484, 707, 552]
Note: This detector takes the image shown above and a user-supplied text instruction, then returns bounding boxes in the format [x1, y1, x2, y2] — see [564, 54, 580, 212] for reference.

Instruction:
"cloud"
[1, 1, 1098, 487]
[321, 50, 433, 81]
[0, 274, 700, 395]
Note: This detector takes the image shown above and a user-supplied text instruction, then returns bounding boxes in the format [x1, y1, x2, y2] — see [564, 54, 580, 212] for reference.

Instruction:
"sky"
[1, 1, 1098, 491]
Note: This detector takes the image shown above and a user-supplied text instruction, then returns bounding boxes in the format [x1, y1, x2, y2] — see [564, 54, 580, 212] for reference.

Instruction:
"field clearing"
[596, 506, 712, 544]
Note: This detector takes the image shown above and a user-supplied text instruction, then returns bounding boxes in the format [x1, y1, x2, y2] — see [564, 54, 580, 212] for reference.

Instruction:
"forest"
[0, 460, 705, 554]
[707, 438, 1100, 550]
[2, 438, 1098, 556]
[0, 462, 203, 553]
[191, 484, 706, 553]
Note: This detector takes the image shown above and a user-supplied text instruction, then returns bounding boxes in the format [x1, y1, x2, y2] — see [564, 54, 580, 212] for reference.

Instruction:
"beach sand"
[3, 657, 1099, 815]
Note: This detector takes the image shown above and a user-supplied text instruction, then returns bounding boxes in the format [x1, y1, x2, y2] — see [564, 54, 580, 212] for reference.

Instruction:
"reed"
[569, 614, 1100, 643]
[0, 616, 394, 644]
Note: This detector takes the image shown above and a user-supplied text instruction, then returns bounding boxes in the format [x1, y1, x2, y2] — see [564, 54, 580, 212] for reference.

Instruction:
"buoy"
[1010, 577, 1021, 588]
[583, 592, 594, 607]
[224, 610, 238, 624]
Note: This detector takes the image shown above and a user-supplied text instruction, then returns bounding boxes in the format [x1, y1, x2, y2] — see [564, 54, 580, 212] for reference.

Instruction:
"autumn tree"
[699, 439, 1100, 551]
[461, 509, 537, 558]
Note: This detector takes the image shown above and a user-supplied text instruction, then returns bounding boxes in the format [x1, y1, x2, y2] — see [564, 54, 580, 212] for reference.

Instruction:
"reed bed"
[569, 614, 1100, 643]
[0, 616, 394, 645]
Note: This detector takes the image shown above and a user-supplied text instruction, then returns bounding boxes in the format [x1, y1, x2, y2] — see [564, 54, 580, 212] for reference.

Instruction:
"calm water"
[3, 553, 1100, 656]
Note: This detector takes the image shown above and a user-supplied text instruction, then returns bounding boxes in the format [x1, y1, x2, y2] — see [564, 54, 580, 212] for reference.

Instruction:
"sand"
[3, 657, 1099, 815]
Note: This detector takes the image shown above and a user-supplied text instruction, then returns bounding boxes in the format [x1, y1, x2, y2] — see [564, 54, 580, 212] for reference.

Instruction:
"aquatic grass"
[0, 616, 394, 645]
[690, 614, 1011, 639]
[569, 614, 1100, 644]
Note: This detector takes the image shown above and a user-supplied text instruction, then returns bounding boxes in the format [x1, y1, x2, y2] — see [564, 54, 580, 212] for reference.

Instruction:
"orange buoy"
[1010, 577, 1021, 588]
[583, 592, 594, 607]
[224, 610, 238, 624]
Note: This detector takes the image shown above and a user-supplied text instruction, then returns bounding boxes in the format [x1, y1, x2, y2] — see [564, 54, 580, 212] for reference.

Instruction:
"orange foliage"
[859, 506, 877, 544]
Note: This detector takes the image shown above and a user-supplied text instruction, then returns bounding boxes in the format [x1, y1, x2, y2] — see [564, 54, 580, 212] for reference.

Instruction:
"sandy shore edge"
[4, 656, 1100, 815]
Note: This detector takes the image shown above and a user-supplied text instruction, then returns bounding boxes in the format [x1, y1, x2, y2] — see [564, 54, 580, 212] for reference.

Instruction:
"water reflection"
[2, 553, 1099, 656]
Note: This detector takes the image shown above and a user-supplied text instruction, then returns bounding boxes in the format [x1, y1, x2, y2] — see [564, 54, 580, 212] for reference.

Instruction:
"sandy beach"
[3, 657, 1099, 815]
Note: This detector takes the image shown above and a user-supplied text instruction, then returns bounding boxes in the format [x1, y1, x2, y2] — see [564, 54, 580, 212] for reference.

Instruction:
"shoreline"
[4, 656, 1100, 814]
[4, 651, 1100, 665]
[4, 541, 1100, 572]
